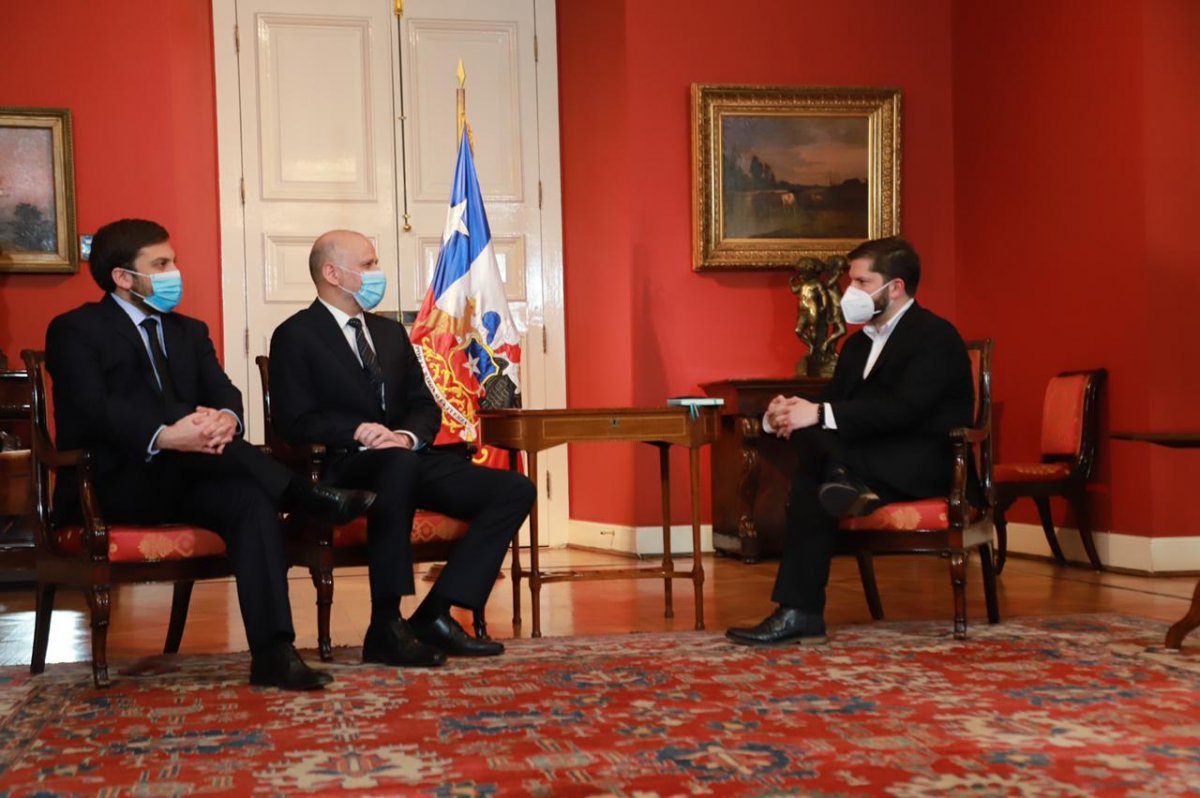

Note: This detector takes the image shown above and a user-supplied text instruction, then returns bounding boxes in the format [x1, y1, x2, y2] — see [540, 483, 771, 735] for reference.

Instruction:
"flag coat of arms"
[411, 126, 522, 466]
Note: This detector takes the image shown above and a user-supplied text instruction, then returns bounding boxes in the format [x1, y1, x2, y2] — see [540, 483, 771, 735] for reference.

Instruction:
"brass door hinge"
[234, 24, 240, 55]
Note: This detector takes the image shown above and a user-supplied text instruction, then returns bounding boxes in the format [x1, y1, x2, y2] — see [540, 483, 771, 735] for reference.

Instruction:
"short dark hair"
[846, 236, 921, 296]
[88, 219, 170, 292]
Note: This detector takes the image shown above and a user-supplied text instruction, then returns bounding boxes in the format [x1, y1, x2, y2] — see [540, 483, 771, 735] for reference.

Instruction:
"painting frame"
[692, 85, 901, 272]
[0, 107, 78, 274]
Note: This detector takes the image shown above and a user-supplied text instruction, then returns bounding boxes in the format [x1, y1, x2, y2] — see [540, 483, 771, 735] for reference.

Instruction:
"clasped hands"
[353, 422, 413, 450]
[765, 394, 820, 438]
[158, 407, 239, 454]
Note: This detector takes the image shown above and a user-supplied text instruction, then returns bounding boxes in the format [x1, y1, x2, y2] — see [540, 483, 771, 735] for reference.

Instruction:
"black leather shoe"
[725, 606, 827, 646]
[411, 613, 505, 657]
[296, 483, 377, 525]
[249, 643, 332, 690]
[362, 619, 446, 667]
[818, 466, 884, 518]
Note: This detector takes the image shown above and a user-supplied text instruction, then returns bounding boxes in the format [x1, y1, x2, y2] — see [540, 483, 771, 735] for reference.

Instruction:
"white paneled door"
[212, 0, 567, 544]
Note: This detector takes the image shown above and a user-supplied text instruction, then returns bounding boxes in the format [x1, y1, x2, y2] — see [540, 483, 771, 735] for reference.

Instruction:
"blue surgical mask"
[121, 268, 183, 314]
[336, 266, 387, 311]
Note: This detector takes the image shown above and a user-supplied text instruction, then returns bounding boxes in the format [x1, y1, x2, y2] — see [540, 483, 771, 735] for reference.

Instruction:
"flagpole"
[455, 58, 474, 154]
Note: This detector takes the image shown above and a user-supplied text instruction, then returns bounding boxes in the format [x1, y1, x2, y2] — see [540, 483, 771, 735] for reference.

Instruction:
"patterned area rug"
[2, 615, 1199, 797]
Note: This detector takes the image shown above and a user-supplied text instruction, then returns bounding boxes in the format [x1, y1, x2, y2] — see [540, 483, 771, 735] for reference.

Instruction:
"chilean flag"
[411, 126, 522, 467]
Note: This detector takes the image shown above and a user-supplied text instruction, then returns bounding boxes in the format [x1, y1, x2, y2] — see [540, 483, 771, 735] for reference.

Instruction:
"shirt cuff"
[146, 424, 167, 460]
[396, 429, 422, 450]
[218, 408, 244, 435]
[761, 411, 774, 435]
[823, 402, 838, 430]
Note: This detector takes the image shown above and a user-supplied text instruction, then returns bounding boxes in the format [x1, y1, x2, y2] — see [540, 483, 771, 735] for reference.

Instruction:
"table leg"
[527, 449, 542, 638]
[690, 443, 705, 630]
[657, 443, 674, 619]
[510, 449, 523, 631]
[1166, 577, 1200, 649]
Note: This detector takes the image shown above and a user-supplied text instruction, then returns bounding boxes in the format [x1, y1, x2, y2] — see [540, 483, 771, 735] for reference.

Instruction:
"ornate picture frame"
[692, 85, 901, 272]
[0, 107, 77, 274]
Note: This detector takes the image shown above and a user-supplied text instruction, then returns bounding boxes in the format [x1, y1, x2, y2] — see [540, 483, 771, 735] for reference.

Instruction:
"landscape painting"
[0, 107, 76, 273]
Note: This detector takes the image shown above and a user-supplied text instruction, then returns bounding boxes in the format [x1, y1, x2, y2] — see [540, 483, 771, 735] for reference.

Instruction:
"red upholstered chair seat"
[840, 499, 982, 532]
[993, 462, 1072, 482]
[51, 525, 227, 562]
[330, 512, 470, 547]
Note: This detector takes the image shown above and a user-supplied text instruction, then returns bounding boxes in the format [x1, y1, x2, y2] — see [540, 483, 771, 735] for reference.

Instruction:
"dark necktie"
[346, 317, 385, 409]
[140, 317, 180, 405]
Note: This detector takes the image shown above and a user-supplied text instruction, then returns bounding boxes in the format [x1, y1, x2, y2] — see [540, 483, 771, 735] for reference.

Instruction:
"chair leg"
[1069, 486, 1103, 571]
[310, 567, 334, 662]
[30, 581, 56, 675]
[993, 499, 1012, 574]
[979, 543, 1000, 624]
[86, 584, 113, 689]
[949, 551, 968, 640]
[855, 552, 884, 620]
[473, 610, 489, 640]
[1034, 496, 1067, 565]
[164, 581, 194, 654]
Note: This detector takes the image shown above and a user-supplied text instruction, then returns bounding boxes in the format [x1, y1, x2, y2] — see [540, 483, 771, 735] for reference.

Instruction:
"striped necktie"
[346, 317, 385, 409]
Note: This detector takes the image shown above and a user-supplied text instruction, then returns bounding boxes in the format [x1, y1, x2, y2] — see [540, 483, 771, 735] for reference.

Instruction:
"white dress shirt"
[762, 297, 915, 434]
[317, 298, 420, 449]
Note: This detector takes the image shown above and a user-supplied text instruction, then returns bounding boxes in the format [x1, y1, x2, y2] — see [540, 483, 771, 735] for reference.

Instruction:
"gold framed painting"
[692, 85, 901, 272]
[0, 107, 77, 274]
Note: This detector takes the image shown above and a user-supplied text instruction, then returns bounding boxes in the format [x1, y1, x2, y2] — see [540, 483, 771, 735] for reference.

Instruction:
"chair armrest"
[946, 423, 989, 527]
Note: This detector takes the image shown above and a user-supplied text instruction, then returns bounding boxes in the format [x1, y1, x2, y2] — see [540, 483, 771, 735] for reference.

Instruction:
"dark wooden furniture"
[699, 378, 828, 561]
[834, 339, 999, 639]
[479, 406, 720, 638]
[254, 355, 486, 661]
[994, 369, 1106, 572]
[0, 369, 35, 583]
[21, 350, 232, 688]
[1110, 430, 1200, 650]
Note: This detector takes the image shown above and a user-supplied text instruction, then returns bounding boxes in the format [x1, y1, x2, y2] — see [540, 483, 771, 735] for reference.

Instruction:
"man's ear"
[891, 278, 907, 298]
[111, 267, 134, 290]
[320, 261, 340, 286]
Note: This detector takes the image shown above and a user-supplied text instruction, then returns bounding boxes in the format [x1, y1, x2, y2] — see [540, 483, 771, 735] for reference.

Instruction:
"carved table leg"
[735, 416, 762, 563]
[1166, 578, 1200, 649]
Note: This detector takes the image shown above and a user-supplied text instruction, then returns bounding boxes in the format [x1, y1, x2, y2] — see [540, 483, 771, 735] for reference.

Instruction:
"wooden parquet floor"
[0, 549, 1196, 666]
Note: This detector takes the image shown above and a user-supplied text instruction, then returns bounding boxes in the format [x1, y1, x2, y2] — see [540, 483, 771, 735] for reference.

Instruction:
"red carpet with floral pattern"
[2, 615, 1199, 796]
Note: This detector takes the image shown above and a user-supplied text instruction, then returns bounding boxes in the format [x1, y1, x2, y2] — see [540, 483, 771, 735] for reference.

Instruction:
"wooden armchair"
[993, 369, 1106, 573]
[254, 356, 484, 662]
[21, 350, 232, 688]
[834, 339, 1000, 640]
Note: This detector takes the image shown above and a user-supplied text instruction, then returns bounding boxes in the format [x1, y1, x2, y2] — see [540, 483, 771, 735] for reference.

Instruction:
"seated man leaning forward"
[726, 236, 976, 646]
[46, 218, 376, 690]
[268, 229, 536, 667]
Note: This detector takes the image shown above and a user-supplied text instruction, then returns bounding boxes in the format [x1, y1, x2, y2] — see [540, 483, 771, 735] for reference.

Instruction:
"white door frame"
[210, 0, 569, 546]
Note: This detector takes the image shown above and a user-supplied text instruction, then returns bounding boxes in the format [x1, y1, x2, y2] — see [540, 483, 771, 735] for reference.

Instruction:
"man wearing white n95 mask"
[726, 236, 976, 646]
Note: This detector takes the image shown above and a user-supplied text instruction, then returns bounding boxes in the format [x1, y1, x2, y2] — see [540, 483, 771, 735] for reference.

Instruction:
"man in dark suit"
[268, 230, 535, 666]
[726, 237, 975, 645]
[46, 218, 376, 690]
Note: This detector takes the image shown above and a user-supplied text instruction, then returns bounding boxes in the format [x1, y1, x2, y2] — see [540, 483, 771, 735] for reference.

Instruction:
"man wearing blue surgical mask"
[727, 236, 976, 647]
[269, 230, 535, 668]
[45, 218, 378, 690]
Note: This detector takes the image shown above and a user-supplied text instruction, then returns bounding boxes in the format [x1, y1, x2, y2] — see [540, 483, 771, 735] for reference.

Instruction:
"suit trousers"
[325, 447, 535, 610]
[770, 427, 908, 613]
[92, 439, 298, 653]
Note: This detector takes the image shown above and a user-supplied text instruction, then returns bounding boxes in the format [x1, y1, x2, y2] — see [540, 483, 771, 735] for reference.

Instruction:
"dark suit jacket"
[44, 294, 245, 515]
[268, 301, 441, 451]
[820, 302, 975, 500]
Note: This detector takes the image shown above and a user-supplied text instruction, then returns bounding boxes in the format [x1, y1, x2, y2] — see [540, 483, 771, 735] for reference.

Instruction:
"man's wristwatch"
[816, 402, 826, 429]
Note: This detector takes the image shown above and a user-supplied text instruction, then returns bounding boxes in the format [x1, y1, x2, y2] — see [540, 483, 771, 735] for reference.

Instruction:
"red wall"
[559, 0, 958, 526]
[952, 0, 1200, 538]
[0, 0, 223, 362]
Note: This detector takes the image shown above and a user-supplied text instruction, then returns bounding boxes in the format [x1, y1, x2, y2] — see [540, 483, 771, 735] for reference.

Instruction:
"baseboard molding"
[567, 519, 713, 556]
[1004, 522, 1200, 574]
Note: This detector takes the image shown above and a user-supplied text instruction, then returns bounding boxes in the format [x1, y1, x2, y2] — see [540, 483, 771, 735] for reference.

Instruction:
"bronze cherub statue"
[789, 255, 847, 378]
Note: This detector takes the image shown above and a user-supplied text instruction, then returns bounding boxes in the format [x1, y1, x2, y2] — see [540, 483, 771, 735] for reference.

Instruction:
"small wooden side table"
[479, 406, 719, 637]
[1111, 431, 1200, 649]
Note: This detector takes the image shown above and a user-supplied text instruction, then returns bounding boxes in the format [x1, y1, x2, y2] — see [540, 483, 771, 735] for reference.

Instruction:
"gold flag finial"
[457, 58, 465, 88]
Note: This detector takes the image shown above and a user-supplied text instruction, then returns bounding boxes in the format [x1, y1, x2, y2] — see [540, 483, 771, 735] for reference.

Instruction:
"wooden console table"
[1111, 431, 1200, 649]
[479, 406, 719, 637]
[0, 369, 34, 584]
[700, 378, 827, 561]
